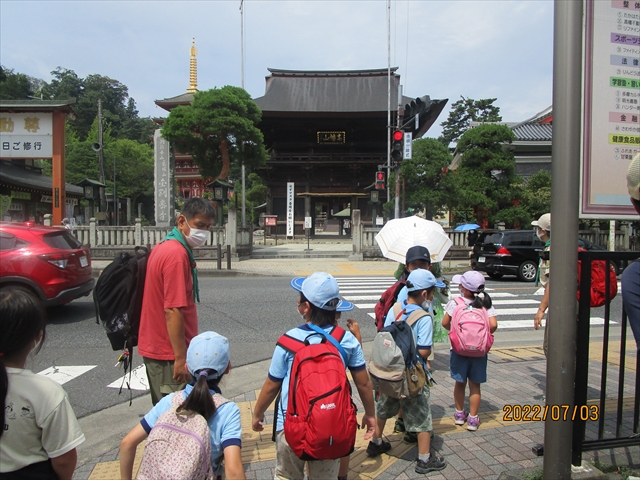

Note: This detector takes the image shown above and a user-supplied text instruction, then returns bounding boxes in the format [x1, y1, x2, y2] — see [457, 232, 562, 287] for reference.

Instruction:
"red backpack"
[576, 248, 618, 308]
[277, 325, 358, 460]
[374, 280, 406, 331]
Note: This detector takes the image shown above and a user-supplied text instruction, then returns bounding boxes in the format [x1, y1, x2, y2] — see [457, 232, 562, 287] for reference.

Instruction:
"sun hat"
[452, 270, 486, 293]
[627, 153, 640, 201]
[291, 272, 340, 311]
[405, 245, 432, 264]
[406, 268, 445, 292]
[186, 331, 230, 380]
[290, 276, 353, 312]
[531, 213, 551, 231]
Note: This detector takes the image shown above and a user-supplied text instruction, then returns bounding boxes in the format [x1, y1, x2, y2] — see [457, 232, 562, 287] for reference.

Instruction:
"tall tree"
[0, 66, 34, 99]
[161, 86, 267, 180]
[439, 97, 502, 148]
[399, 138, 456, 220]
[454, 124, 529, 228]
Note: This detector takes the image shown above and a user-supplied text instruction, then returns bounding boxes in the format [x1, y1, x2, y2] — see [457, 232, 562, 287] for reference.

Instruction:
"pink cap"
[452, 270, 486, 293]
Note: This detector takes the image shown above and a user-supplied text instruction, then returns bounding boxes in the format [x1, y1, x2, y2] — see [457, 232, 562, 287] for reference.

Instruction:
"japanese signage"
[582, 0, 640, 218]
[286, 182, 295, 237]
[40, 195, 78, 206]
[317, 131, 346, 144]
[154, 130, 175, 226]
[264, 215, 277, 227]
[403, 132, 413, 160]
[0, 113, 53, 158]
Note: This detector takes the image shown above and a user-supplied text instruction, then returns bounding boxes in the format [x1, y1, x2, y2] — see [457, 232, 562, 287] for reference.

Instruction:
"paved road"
[30, 275, 626, 419]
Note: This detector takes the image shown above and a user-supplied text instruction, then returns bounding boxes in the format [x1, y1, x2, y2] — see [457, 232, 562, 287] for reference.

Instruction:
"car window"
[0, 232, 29, 251]
[506, 232, 535, 246]
[43, 231, 83, 250]
[479, 233, 503, 245]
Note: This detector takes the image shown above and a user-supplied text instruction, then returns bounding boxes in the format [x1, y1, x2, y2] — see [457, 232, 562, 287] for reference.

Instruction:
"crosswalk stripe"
[343, 295, 384, 301]
[107, 364, 149, 391]
[38, 366, 96, 385]
[354, 303, 377, 309]
[498, 318, 615, 329]
[495, 308, 540, 315]
[492, 299, 539, 305]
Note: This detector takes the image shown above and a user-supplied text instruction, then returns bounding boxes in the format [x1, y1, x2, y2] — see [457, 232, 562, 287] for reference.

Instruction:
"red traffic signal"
[375, 170, 385, 190]
[392, 130, 403, 161]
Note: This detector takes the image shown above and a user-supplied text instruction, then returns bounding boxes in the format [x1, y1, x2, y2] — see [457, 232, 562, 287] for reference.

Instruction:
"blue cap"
[289, 272, 340, 311]
[406, 268, 446, 291]
[290, 275, 354, 312]
[186, 331, 230, 380]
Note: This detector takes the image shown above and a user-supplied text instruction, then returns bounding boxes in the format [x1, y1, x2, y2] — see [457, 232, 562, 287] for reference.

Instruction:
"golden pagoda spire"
[187, 37, 198, 93]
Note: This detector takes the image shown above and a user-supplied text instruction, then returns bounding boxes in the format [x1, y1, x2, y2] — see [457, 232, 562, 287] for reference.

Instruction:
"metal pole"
[394, 84, 402, 219]
[113, 156, 117, 226]
[240, 0, 246, 228]
[97, 99, 106, 214]
[386, 0, 391, 210]
[544, 0, 583, 477]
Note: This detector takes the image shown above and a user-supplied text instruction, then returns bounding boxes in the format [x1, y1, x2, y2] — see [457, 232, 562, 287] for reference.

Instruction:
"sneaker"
[366, 439, 392, 457]
[394, 417, 406, 433]
[403, 431, 418, 444]
[454, 410, 468, 426]
[467, 415, 480, 431]
[415, 455, 447, 474]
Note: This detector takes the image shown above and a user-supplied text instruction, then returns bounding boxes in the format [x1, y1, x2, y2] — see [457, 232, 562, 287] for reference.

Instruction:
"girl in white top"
[0, 289, 85, 479]
[442, 271, 498, 432]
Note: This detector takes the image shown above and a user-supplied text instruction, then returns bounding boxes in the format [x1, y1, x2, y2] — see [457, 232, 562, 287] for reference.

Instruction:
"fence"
[572, 250, 640, 465]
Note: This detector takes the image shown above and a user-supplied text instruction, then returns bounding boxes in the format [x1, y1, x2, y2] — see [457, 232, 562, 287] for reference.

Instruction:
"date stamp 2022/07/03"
[503, 404, 600, 422]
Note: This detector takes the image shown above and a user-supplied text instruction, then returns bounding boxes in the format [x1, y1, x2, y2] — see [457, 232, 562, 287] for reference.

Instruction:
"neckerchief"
[162, 227, 199, 302]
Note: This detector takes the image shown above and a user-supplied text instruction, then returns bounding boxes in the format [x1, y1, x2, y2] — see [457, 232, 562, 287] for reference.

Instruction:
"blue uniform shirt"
[268, 323, 366, 432]
[384, 300, 433, 352]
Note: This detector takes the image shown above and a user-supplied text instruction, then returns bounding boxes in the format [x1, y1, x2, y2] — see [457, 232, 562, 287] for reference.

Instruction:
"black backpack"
[94, 246, 149, 389]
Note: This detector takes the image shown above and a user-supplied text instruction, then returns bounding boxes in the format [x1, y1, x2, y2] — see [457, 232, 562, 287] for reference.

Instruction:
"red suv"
[0, 222, 94, 307]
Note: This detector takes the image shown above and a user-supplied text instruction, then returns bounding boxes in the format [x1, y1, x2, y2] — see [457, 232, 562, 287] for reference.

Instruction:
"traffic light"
[375, 170, 385, 190]
[391, 130, 403, 162]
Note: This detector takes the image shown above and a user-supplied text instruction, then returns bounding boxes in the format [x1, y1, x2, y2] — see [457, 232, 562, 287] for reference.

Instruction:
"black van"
[470, 230, 543, 282]
[470, 230, 619, 282]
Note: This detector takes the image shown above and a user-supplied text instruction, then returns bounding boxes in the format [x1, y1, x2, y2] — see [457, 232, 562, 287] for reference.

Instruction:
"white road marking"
[107, 364, 149, 391]
[37, 365, 96, 385]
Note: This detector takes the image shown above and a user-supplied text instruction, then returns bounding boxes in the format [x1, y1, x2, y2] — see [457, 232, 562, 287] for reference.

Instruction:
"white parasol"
[374, 216, 453, 263]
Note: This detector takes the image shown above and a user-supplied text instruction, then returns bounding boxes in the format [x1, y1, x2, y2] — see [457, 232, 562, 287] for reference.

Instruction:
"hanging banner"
[286, 182, 295, 237]
[581, 0, 640, 219]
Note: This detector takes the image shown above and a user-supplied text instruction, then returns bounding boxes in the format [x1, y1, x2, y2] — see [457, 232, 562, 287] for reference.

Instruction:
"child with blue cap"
[367, 269, 447, 475]
[120, 331, 244, 480]
[251, 272, 376, 480]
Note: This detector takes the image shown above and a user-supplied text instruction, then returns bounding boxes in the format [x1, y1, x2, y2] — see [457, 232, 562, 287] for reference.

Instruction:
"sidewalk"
[90, 242, 472, 278]
[74, 338, 639, 480]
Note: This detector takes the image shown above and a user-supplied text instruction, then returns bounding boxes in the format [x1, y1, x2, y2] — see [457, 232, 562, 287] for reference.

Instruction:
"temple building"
[154, 42, 448, 235]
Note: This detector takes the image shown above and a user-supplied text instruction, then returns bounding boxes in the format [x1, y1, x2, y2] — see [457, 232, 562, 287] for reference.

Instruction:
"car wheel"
[3, 285, 42, 308]
[518, 260, 538, 282]
[487, 272, 504, 279]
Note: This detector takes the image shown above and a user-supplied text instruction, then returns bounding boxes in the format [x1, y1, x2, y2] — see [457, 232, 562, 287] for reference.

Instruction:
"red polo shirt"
[138, 239, 198, 360]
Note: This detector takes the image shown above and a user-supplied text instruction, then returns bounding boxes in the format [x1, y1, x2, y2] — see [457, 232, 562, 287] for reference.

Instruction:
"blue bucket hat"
[186, 331, 230, 380]
[291, 277, 353, 312]
[406, 268, 446, 291]
[290, 272, 344, 311]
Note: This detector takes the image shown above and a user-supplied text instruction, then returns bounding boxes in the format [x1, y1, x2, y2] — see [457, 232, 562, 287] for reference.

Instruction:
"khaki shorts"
[143, 357, 186, 406]
[375, 384, 433, 432]
[274, 430, 339, 480]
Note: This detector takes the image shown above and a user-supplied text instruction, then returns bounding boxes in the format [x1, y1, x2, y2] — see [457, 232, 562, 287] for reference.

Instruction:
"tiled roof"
[512, 123, 553, 141]
[0, 163, 83, 196]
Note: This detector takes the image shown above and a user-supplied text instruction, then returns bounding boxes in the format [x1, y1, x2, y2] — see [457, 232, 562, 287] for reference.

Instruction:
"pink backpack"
[137, 391, 228, 480]
[449, 297, 494, 357]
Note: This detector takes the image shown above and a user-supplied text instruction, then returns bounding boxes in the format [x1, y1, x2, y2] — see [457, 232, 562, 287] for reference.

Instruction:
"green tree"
[161, 86, 267, 180]
[398, 138, 456, 220]
[520, 170, 551, 220]
[439, 97, 502, 148]
[104, 139, 154, 207]
[454, 124, 529, 228]
[0, 66, 34, 99]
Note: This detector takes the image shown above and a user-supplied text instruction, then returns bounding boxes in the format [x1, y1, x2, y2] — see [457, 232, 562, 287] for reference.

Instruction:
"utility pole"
[97, 99, 106, 215]
[113, 155, 117, 226]
[240, 0, 247, 228]
[394, 84, 402, 219]
[386, 0, 392, 212]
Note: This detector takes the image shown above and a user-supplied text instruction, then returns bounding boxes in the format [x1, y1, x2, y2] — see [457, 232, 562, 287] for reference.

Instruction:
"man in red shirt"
[138, 197, 215, 405]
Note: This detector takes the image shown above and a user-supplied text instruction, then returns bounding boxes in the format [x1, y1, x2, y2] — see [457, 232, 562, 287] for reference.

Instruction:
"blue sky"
[0, 0, 554, 138]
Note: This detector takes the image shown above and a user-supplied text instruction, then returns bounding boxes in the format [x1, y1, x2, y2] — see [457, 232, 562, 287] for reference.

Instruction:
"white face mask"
[421, 299, 434, 316]
[536, 229, 546, 241]
[185, 219, 208, 248]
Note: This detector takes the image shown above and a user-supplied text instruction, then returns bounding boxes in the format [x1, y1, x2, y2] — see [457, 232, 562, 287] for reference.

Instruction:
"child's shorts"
[450, 350, 488, 384]
[375, 385, 433, 433]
